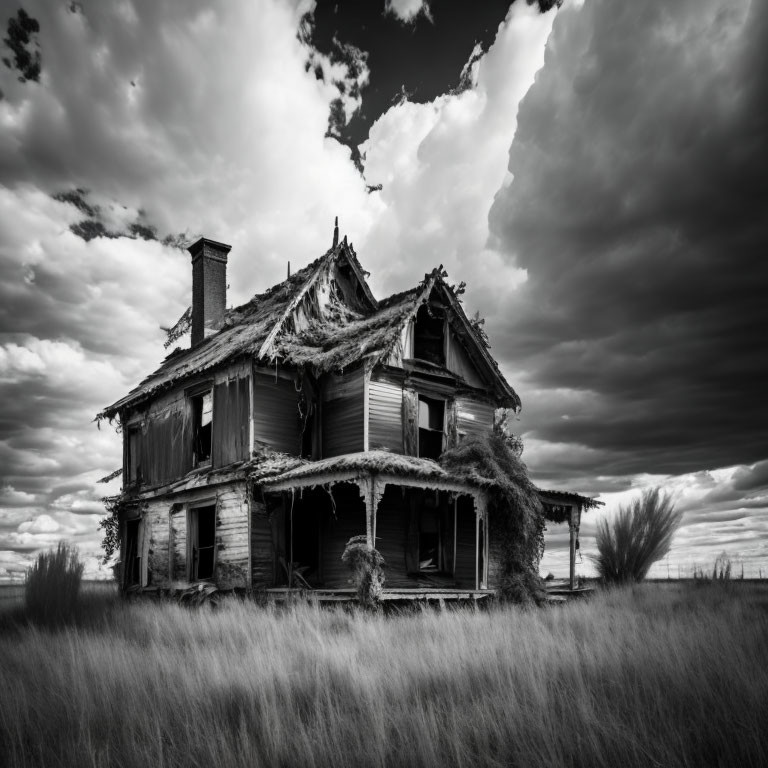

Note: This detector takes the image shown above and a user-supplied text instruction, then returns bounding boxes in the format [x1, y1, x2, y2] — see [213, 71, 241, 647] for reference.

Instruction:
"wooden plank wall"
[368, 377, 403, 452]
[135, 483, 249, 590]
[214, 485, 249, 589]
[212, 371, 250, 467]
[322, 369, 364, 457]
[374, 486, 410, 586]
[321, 483, 366, 587]
[455, 397, 495, 441]
[252, 372, 300, 454]
[251, 500, 274, 589]
[445, 328, 485, 388]
[139, 391, 191, 486]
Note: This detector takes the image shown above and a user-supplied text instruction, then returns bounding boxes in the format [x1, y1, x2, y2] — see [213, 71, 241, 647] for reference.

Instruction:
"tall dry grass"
[1, 583, 766, 768]
[24, 541, 84, 626]
[594, 487, 683, 582]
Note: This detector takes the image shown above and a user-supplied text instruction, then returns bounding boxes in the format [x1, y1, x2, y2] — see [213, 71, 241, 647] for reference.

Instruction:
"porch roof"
[256, 450, 489, 495]
[536, 488, 604, 510]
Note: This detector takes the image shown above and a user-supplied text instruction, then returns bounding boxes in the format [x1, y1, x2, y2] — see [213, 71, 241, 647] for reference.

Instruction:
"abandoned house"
[99, 221, 598, 600]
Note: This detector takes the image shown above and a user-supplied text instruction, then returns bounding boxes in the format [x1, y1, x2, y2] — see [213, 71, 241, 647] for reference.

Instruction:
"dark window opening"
[418, 396, 445, 460]
[190, 505, 216, 580]
[413, 304, 445, 365]
[191, 391, 212, 466]
[300, 399, 316, 459]
[283, 494, 322, 587]
[124, 519, 141, 587]
[127, 427, 142, 484]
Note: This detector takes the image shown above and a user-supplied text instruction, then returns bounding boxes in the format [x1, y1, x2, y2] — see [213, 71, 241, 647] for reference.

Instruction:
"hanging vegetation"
[440, 432, 545, 603]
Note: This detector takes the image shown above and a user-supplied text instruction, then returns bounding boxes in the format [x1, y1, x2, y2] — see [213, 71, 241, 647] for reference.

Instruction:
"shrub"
[593, 487, 682, 583]
[342, 535, 385, 608]
[25, 541, 85, 626]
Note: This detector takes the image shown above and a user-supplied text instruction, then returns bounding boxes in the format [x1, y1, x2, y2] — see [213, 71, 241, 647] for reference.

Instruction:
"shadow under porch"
[252, 479, 492, 598]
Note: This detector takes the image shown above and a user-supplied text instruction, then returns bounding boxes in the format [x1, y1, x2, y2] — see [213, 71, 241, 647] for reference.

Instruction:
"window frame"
[187, 382, 214, 468]
[417, 395, 446, 460]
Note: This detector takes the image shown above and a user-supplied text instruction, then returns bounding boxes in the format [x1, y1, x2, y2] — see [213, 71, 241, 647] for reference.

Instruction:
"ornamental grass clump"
[25, 541, 85, 627]
[593, 487, 682, 583]
[440, 432, 545, 604]
[342, 535, 385, 608]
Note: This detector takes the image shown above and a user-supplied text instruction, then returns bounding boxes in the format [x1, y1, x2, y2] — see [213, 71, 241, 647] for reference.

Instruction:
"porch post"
[474, 494, 488, 590]
[569, 503, 581, 590]
[369, 476, 384, 547]
[357, 478, 374, 548]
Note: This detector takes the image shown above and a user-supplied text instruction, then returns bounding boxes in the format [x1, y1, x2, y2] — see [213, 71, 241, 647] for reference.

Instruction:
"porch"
[255, 451, 493, 594]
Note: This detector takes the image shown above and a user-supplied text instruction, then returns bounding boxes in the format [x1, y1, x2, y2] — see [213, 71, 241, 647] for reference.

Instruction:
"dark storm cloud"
[488, 0, 768, 479]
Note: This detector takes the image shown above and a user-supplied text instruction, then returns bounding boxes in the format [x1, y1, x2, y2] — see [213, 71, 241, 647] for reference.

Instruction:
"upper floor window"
[191, 390, 212, 466]
[413, 304, 445, 366]
[418, 395, 444, 460]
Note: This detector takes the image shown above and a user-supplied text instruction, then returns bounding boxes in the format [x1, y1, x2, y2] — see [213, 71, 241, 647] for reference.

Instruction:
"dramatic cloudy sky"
[1, 0, 766, 581]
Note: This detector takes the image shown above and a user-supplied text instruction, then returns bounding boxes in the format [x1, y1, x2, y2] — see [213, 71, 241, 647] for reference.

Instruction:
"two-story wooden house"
[99, 223, 597, 599]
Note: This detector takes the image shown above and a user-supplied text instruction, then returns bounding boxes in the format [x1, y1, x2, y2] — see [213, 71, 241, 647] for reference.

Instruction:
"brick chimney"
[187, 237, 231, 347]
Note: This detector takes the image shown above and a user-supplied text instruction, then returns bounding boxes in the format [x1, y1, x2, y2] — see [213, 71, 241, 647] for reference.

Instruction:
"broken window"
[413, 304, 445, 365]
[418, 396, 445, 460]
[189, 504, 216, 581]
[124, 518, 142, 587]
[127, 427, 142, 484]
[191, 390, 212, 466]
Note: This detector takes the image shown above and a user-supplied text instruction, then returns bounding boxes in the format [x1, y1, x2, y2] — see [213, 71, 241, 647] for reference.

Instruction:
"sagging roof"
[257, 450, 491, 493]
[537, 488, 604, 510]
[100, 237, 519, 420]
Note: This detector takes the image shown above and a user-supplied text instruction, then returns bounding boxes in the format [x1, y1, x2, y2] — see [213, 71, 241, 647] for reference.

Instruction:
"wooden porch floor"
[264, 587, 496, 603]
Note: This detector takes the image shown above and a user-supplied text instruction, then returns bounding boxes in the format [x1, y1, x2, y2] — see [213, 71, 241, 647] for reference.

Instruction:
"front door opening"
[190, 504, 216, 580]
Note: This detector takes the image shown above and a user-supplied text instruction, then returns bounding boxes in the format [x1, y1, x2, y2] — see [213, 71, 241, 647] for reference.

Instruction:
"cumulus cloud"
[0, 0, 383, 576]
[384, 0, 433, 25]
[360, 2, 554, 300]
[488, 0, 768, 482]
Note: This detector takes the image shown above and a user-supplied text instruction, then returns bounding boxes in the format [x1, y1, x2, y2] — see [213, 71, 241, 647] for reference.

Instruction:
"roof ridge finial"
[333, 216, 339, 248]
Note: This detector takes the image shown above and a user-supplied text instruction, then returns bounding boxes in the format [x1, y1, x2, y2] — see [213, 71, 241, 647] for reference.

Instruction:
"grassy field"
[0, 582, 766, 768]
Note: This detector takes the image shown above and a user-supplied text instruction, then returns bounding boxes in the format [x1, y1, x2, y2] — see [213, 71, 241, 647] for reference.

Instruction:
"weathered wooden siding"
[321, 484, 365, 587]
[170, 505, 187, 582]
[206, 486, 249, 589]
[138, 391, 191, 486]
[323, 369, 364, 457]
[402, 388, 418, 456]
[132, 482, 249, 590]
[212, 372, 250, 467]
[368, 378, 403, 453]
[446, 329, 485, 388]
[453, 496, 476, 588]
[143, 500, 168, 587]
[487, 521, 503, 589]
[251, 500, 274, 588]
[253, 373, 300, 454]
[456, 397, 495, 441]
[375, 486, 410, 586]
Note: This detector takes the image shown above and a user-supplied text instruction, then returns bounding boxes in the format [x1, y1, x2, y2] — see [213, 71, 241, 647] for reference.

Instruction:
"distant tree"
[593, 487, 682, 583]
[3, 8, 41, 83]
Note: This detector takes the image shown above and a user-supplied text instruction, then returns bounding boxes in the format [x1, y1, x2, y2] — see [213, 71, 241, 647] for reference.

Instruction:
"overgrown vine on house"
[440, 430, 546, 604]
